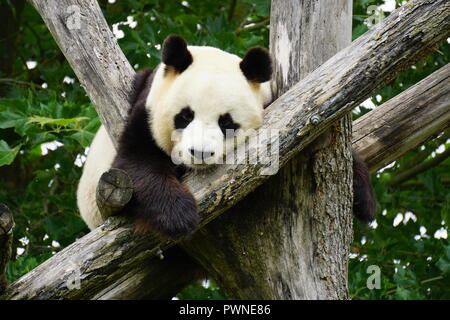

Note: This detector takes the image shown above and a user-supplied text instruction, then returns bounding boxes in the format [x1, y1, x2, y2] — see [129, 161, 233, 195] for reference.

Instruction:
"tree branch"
[387, 147, 450, 186]
[235, 18, 270, 35]
[228, 0, 237, 21]
[394, 178, 450, 190]
[2, 0, 448, 299]
[353, 63, 450, 172]
[95, 62, 450, 215]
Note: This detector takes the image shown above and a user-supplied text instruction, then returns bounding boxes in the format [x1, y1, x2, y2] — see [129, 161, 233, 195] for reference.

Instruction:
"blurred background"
[0, 0, 448, 299]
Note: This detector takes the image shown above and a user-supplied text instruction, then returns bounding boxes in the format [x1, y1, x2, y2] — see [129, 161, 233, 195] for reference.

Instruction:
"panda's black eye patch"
[174, 107, 194, 129]
[218, 113, 240, 137]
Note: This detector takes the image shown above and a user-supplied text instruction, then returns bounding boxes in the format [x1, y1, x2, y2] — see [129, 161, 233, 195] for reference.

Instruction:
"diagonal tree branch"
[2, 0, 448, 299]
[353, 63, 450, 172]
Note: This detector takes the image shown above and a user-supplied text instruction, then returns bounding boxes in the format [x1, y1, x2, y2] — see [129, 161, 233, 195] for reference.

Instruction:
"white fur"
[170, 119, 224, 166]
[76, 125, 116, 229]
[77, 45, 272, 229]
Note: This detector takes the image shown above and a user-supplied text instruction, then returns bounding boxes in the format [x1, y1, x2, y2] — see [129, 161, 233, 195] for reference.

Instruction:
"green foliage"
[0, 88, 99, 282]
[0, 0, 448, 299]
[0, 140, 21, 166]
[176, 280, 228, 300]
[349, 1, 450, 300]
[98, 0, 269, 71]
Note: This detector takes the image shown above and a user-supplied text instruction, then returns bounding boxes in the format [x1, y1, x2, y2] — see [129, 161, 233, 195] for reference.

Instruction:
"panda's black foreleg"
[113, 139, 199, 238]
[352, 150, 376, 223]
[112, 80, 199, 238]
[124, 167, 199, 238]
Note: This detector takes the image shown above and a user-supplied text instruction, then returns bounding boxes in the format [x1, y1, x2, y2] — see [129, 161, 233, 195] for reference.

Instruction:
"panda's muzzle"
[189, 148, 215, 161]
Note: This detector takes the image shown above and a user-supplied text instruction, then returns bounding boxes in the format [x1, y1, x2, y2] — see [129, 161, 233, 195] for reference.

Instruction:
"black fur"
[352, 150, 376, 223]
[128, 69, 154, 108]
[161, 35, 193, 73]
[218, 113, 240, 136]
[174, 107, 195, 129]
[112, 69, 198, 238]
[240, 47, 272, 82]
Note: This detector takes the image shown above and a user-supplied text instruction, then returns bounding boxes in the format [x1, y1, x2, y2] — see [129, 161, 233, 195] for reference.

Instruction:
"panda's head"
[146, 35, 272, 169]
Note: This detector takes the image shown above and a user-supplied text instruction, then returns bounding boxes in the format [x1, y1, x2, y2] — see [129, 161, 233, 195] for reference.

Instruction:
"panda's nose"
[189, 148, 215, 160]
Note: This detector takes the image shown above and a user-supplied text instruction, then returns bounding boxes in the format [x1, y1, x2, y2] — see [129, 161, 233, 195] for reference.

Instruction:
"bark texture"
[0, 205, 14, 293]
[96, 168, 133, 221]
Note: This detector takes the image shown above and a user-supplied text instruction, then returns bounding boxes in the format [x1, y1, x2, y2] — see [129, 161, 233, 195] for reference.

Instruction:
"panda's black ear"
[161, 35, 193, 73]
[240, 47, 272, 83]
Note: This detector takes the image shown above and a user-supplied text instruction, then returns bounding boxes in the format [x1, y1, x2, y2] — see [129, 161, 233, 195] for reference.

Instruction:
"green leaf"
[0, 111, 27, 129]
[436, 245, 450, 273]
[70, 130, 95, 148]
[29, 132, 57, 146]
[7, 253, 53, 283]
[0, 140, 22, 166]
[28, 115, 89, 127]
[395, 287, 425, 300]
[243, 0, 270, 16]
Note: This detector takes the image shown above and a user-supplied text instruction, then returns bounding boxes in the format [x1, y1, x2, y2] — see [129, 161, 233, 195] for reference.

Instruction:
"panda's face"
[166, 72, 264, 168]
[146, 36, 272, 169]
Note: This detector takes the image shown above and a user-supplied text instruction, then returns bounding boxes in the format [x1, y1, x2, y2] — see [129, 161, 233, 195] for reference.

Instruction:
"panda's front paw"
[134, 184, 199, 239]
[154, 187, 199, 238]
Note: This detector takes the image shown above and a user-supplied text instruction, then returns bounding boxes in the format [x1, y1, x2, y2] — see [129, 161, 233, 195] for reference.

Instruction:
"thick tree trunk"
[183, 0, 353, 300]
[2, 0, 448, 299]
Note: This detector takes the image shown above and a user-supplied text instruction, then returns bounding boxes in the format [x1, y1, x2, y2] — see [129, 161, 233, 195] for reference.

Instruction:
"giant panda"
[77, 35, 375, 238]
